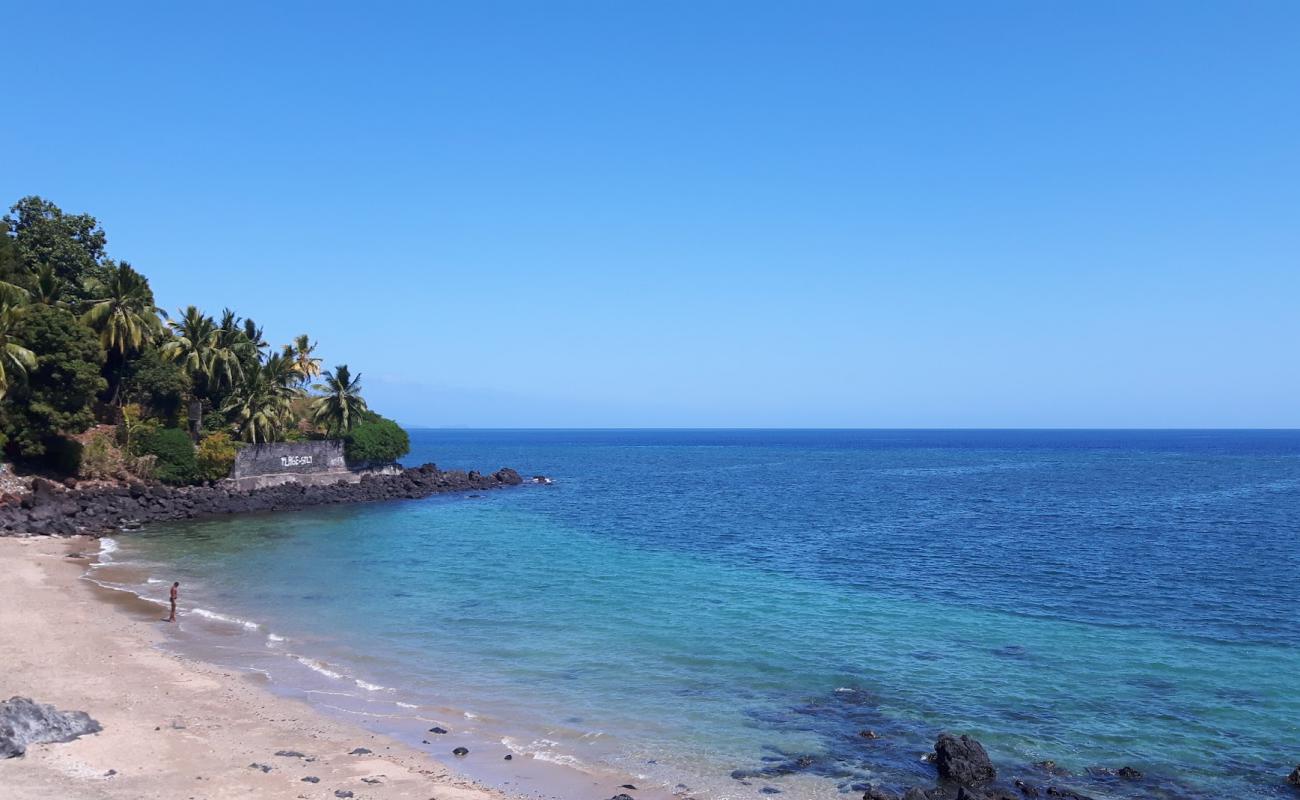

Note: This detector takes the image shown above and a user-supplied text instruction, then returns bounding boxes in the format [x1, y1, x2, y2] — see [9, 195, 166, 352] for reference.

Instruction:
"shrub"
[79, 431, 123, 479]
[344, 416, 409, 465]
[2, 305, 106, 461]
[137, 427, 199, 485]
[195, 432, 238, 482]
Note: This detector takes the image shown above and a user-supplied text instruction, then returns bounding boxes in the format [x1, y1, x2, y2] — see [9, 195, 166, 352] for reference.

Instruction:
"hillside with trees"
[0, 196, 409, 485]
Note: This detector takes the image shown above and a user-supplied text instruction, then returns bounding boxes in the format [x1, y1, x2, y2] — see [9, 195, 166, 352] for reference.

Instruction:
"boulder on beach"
[0, 696, 102, 758]
[933, 733, 996, 786]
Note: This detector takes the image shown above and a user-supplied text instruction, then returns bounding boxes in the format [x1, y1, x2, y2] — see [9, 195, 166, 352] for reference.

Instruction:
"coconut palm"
[311, 364, 368, 436]
[222, 352, 300, 443]
[0, 278, 29, 307]
[82, 262, 165, 403]
[0, 301, 36, 400]
[283, 334, 321, 386]
[209, 308, 247, 393]
[29, 265, 65, 306]
[161, 306, 218, 437]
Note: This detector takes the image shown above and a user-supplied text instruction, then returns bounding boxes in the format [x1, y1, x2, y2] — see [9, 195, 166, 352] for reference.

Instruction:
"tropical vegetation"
[0, 196, 409, 484]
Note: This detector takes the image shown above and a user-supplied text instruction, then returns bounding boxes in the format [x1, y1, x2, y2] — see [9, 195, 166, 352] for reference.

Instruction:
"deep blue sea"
[94, 430, 1300, 799]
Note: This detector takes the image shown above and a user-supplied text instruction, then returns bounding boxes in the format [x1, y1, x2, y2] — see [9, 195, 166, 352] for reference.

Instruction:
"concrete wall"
[232, 440, 347, 479]
[229, 441, 399, 491]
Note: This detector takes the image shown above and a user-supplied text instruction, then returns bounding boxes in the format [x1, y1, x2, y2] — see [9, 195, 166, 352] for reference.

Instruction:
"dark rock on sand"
[933, 733, 996, 786]
[274, 749, 305, 757]
[620, 785, 637, 790]
[301, 776, 320, 783]
[761, 788, 782, 794]
[452, 746, 469, 756]
[348, 747, 372, 755]
[428, 726, 448, 734]
[248, 763, 272, 772]
[334, 792, 354, 799]
[609, 795, 635, 800]
[503, 753, 512, 760]
[0, 696, 102, 758]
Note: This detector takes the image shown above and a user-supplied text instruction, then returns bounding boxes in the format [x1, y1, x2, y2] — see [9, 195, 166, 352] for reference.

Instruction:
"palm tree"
[311, 364, 368, 436]
[161, 306, 218, 437]
[81, 261, 165, 403]
[0, 301, 36, 400]
[209, 308, 247, 394]
[283, 334, 321, 386]
[222, 352, 300, 443]
[29, 266, 65, 306]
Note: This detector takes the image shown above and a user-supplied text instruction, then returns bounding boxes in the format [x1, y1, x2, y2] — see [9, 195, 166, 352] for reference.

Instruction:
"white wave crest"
[190, 608, 260, 630]
[294, 656, 344, 680]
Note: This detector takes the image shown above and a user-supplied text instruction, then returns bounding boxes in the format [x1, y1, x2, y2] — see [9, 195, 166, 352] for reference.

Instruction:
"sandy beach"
[0, 535, 513, 800]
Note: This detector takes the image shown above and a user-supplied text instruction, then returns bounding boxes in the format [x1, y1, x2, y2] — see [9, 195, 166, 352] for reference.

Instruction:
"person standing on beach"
[168, 582, 180, 622]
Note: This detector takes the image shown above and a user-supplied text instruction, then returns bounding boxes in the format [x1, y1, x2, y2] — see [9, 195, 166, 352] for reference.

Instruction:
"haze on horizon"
[5, 2, 1298, 429]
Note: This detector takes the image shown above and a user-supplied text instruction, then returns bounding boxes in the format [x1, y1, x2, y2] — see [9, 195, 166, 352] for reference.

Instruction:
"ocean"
[88, 429, 1300, 799]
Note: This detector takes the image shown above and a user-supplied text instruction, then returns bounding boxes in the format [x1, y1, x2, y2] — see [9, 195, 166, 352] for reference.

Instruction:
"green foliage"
[0, 196, 395, 476]
[0, 301, 37, 400]
[0, 219, 24, 287]
[221, 352, 299, 443]
[136, 427, 198, 485]
[4, 196, 108, 299]
[312, 364, 368, 436]
[196, 431, 238, 482]
[81, 261, 164, 361]
[121, 347, 191, 424]
[2, 305, 106, 459]
[344, 415, 409, 465]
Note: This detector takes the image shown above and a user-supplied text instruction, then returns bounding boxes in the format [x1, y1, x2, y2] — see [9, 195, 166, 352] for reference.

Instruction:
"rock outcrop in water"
[0, 464, 529, 536]
[934, 733, 997, 787]
[0, 696, 102, 758]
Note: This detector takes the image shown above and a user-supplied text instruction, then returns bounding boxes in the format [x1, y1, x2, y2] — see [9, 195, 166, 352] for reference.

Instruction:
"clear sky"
[5, 2, 1298, 427]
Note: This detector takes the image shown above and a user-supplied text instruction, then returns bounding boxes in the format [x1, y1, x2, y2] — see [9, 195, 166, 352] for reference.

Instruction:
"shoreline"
[0, 463, 538, 536]
[0, 535, 663, 800]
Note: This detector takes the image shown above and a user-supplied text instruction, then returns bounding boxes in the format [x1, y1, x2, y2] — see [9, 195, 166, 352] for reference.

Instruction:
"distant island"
[0, 196, 533, 531]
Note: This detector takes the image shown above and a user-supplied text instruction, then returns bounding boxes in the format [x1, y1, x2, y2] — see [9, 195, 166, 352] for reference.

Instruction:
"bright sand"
[0, 535, 514, 800]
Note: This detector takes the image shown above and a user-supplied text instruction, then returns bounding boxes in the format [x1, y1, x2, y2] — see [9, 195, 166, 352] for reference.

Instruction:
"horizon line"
[396, 426, 1300, 432]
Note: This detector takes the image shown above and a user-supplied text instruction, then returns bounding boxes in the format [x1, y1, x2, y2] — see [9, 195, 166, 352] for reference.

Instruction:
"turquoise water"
[99, 430, 1300, 798]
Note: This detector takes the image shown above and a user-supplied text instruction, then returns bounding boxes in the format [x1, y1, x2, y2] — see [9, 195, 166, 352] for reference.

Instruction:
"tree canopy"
[0, 195, 399, 479]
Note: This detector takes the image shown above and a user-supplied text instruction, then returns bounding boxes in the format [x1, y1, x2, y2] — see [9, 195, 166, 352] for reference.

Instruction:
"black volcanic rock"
[0, 697, 102, 758]
[933, 733, 996, 787]
[0, 463, 543, 536]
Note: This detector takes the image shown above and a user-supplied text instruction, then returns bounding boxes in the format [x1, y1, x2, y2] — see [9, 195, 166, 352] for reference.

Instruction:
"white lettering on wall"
[280, 455, 313, 468]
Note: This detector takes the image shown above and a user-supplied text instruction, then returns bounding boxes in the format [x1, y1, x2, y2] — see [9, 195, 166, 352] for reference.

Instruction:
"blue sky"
[5, 2, 1298, 427]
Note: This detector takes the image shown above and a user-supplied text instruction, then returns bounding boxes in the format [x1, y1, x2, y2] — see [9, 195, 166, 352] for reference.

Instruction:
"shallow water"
[100, 430, 1300, 798]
